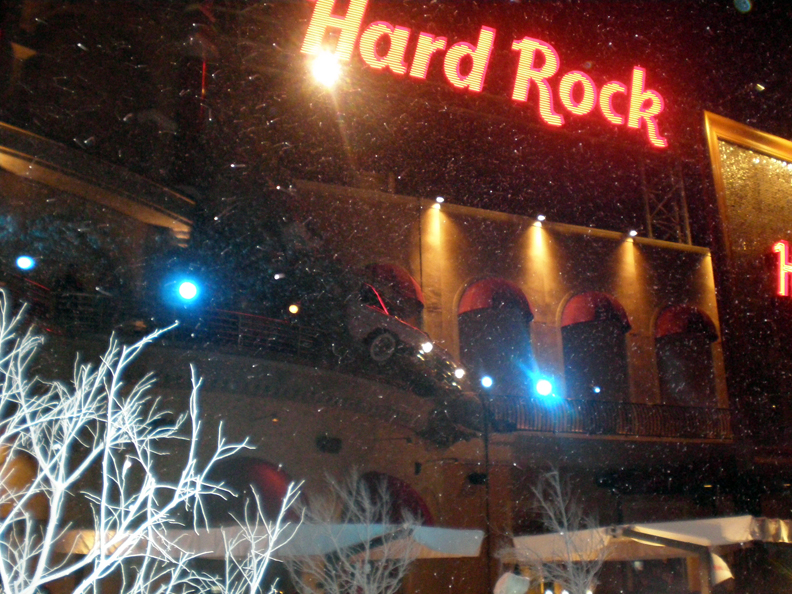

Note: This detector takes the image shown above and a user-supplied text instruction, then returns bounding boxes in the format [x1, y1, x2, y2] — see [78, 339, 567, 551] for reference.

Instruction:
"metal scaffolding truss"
[641, 158, 692, 245]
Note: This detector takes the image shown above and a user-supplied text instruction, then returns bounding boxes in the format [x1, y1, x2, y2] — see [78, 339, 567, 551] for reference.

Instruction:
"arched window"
[561, 292, 631, 400]
[203, 456, 298, 524]
[358, 471, 434, 526]
[656, 305, 718, 406]
[458, 278, 534, 395]
[365, 263, 424, 327]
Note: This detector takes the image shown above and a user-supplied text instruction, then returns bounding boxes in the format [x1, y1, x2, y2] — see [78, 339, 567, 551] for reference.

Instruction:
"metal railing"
[488, 397, 732, 440]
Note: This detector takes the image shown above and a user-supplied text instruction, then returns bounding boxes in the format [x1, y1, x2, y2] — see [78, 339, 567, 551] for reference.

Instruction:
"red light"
[599, 81, 627, 125]
[359, 21, 410, 74]
[300, 0, 369, 61]
[443, 26, 496, 93]
[511, 37, 564, 126]
[559, 70, 596, 116]
[409, 32, 447, 80]
[774, 240, 792, 296]
[627, 67, 667, 148]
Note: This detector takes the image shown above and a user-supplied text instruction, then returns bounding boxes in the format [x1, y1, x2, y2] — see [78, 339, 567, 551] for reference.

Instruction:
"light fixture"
[311, 51, 342, 88]
[15, 255, 35, 271]
[536, 379, 553, 397]
[420, 341, 434, 353]
[629, 229, 638, 237]
[274, 273, 285, 280]
[288, 304, 300, 315]
[454, 367, 465, 379]
[481, 376, 493, 389]
[435, 196, 445, 203]
[432, 203, 441, 210]
[178, 281, 199, 301]
[593, 386, 601, 394]
[537, 214, 546, 221]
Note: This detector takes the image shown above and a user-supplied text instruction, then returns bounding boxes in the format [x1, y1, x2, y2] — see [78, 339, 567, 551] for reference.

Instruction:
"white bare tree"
[0, 290, 300, 594]
[286, 472, 419, 594]
[504, 470, 610, 594]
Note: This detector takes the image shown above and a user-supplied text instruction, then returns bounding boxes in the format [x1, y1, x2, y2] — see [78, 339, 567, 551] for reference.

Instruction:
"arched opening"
[364, 263, 424, 327]
[561, 292, 631, 400]
[458, 278, 534, 395]
[358, 471, 434, 526]
[656, 305, 718, 406]
[202, 456, 298, 525]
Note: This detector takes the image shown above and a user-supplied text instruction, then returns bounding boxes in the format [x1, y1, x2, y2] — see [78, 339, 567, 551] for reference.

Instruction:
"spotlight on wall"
[535, 379, 554, 397]
[15, 255, 35, 271]
[311, 51, 342, 88]
[177, 280, 199, 302]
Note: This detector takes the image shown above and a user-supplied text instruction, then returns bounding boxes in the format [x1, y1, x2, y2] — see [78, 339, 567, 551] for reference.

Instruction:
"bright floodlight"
[536, 379, 553, 396]
[454, 367, 465, 379]
[537, 214, 546, 221]
[436, 196, 445, 203]
[421, 341, 434, 353]
[481, 376, 493, 389]
[288, 304, 300, 315]
[311, 52, 342, 88]
[629, 229, 638, 237]
[178, 281, 198, 301]
[16, 255, 35, 270]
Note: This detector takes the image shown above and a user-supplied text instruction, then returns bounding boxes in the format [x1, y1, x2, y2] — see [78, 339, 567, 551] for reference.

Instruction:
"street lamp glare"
[312, 52, 342, 88]
[178, 281, 198, 301]
[536, 379, 553, 396]
[481, 376, 493, 389]
[16, 255, 35, 270]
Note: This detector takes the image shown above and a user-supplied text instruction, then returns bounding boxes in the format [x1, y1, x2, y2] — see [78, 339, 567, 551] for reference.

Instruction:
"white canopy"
[59, 523, 484, 561]
[503, 515, 792, 563]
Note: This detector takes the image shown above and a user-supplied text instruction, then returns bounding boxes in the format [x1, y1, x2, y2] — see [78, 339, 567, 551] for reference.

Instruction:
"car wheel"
[368, 331, 397, 362]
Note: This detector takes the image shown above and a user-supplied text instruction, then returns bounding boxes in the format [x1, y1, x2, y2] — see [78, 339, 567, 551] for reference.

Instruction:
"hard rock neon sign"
[301, 0, 668, 148]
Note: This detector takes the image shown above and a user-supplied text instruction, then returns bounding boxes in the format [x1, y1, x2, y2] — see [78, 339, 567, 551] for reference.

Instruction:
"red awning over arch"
[360, 471, 435, 526]
[561, 292, 631, 331]
[458, 278, 533, 320]
[365, 264, 424, 305]
[656, 305, 718, 342]
[208, 457, 298, 522]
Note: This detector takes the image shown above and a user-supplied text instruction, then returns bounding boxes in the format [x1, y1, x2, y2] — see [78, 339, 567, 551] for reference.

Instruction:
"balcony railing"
[488, 397, 732, 440]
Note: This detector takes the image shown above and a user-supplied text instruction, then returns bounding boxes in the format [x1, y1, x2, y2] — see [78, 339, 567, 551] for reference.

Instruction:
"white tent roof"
[59, 523, 484, 561]
[503, 515, 792, 563]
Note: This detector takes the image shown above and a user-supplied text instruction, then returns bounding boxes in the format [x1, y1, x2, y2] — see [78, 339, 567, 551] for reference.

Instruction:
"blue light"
[593, 386, 601, 394]
[178, 281, 199, 301]
[481, 376, 493, 389]
[16, 256, 35, 270]
[536, 379, 553, 397]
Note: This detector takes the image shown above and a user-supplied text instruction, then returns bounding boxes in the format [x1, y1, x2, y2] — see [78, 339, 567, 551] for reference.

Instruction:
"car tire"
[368, 331, 397, 362]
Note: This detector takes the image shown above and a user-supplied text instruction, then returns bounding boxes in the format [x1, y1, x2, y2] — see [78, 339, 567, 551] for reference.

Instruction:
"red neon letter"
[599, 81, 627, 125]
[775, 240, 792, 296]
[300, 0, 368, 61]
[410, 32, 447, 80]
[511, 37, 564, 126]
[559, 71, 596, 116]
[443, 26, 496, 93]
[627, 66, 667, 148]
[359, 21, 411, 75]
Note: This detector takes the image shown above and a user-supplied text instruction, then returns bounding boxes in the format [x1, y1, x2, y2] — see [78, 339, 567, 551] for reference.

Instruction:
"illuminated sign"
[301, 0, 668, 148]
[774, 240, 792, 296]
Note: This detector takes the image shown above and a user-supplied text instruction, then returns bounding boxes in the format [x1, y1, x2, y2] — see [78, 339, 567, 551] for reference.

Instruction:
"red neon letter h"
[300, 0, 369, 62]
[775, 240, 792, 296]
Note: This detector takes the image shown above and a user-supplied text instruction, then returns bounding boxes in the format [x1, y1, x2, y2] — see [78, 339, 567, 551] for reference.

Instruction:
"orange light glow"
[443, 26, 496, 93]
[559, 71, 596, 116]
[627, 67, 667, 148]
[300, 0, 369, 61]
[774, 240, 792, 296]
[359, 21, 410, 74]
[511, 37, 564, 126]
[409, 32, 447, 80]
[599, 81, 627, 125]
